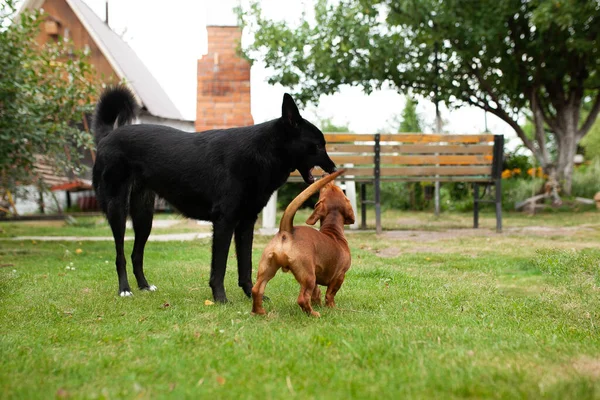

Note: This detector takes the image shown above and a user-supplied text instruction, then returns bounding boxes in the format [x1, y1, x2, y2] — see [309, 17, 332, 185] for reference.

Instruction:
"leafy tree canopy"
[240, 0, 600, 193]
[0, 0, 97, 192]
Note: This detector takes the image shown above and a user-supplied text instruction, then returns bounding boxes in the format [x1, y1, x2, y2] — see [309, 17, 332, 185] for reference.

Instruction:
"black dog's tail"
[92, 85, 139, 145]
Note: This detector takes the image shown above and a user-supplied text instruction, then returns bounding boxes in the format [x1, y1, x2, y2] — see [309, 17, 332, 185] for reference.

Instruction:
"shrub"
[501, 178, 545, 210]
[503, 153, 534, 179]
[571, 159, 600, 199]
[277, 182, 317, 210]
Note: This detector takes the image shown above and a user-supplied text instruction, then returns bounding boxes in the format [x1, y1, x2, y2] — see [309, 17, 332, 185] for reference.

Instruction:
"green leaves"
[0, 1, 97, 192]
[239, 0, 600, 193]
[399, 96, 422, 132]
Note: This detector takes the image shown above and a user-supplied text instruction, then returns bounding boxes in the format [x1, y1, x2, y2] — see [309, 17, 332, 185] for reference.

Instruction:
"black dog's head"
[280, 93, 336, 184]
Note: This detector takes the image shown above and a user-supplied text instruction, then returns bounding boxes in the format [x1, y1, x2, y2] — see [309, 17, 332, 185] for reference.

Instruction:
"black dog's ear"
[282, 93, 301, 127]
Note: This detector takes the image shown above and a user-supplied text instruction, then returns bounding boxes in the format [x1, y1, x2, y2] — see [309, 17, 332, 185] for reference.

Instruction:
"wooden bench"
[290, 133, 504, 233]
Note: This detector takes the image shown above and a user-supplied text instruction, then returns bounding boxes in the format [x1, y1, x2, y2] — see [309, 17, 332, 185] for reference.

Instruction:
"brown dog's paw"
[310, 311, 321, 318]
[251, 309, 267, 316]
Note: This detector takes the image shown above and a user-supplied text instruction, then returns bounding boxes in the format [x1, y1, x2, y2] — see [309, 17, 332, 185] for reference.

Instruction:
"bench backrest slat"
[331, 154, 493, 165]
[288, 133, 503, 183]
[290, 166, 492, 177]
[324, 133, 495, 144]
[326, 144, 494, 155]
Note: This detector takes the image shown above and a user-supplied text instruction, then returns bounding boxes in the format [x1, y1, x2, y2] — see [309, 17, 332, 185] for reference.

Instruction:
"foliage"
[501, 177, 544, 210]
[439, 182, 471, 212]
[376, 181, 423, 211]
[504, 153, 534, 177]
[319, 117, 351, 133]
[580, 118, 600, 160]
[571, 160, 600, 199]
[0, 1, 97, 192]
[398, 96, 422, 133]
[239, 0, 600, 194]
[394, 96, 428, 210]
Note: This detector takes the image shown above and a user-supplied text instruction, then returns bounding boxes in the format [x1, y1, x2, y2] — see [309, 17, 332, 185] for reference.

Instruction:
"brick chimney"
[196, 26, 253, 132]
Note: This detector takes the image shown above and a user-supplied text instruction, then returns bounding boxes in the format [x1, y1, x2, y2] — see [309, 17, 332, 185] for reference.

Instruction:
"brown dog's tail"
[279, 169, 346, 233]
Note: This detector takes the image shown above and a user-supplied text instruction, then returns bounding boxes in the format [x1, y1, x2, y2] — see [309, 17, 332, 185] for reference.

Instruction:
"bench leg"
[360, 183, 367, 230]
[375, 180, 382, 235]
[473, 183, 479, 229]
[495, 179, 502, 233]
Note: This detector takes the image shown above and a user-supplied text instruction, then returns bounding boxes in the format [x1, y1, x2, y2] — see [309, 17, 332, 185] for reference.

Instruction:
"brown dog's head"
[306, 179, 355, 226]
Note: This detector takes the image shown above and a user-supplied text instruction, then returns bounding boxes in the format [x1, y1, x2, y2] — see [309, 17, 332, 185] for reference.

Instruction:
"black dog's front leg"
[235, 217, 258, 298]
[210, 219, 236, 303]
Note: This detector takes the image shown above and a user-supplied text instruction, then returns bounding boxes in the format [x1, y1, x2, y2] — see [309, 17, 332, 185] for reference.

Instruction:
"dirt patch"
[382, 225, 597, 242]
[572, 357, 600, 379]
[8, 220, 65, 227]
[514, 225, 596, 237]
[384, 229, 486, 241]
[376, 246, 451, 258]
[394, 217, 427, 227]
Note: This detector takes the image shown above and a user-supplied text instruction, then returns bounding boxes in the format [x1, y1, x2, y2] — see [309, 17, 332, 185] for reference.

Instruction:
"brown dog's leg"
[298, 281, 319, 317]
[311, 286, 322, 306]
[325, 276, 345, 308]
[291, 267, 320, 317]
[251, 252, 279, 315]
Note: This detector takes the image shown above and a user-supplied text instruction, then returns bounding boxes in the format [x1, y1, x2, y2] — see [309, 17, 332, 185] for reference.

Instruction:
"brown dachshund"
[252, 169, 355, 317]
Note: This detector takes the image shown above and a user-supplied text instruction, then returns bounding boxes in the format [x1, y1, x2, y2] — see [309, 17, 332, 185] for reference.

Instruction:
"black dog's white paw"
[141, 285, 157, 292]
[119, 290, 133, 297]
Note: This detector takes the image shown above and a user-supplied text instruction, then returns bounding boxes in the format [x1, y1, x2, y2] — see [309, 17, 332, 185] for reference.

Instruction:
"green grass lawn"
[1, 211, 600, 399]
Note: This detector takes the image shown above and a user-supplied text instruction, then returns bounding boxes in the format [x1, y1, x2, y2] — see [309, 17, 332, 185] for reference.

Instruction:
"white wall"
[139, 114, 195, 132]
[12, 186, 97, 215]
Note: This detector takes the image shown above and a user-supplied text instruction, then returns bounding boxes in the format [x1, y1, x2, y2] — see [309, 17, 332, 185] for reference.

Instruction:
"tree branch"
[535, 92, 560, 134]
[464, 95, 540, 160]
[577, 91, 600, 139]
[531, 92, 550, 166]
[466, 68, 541, 159]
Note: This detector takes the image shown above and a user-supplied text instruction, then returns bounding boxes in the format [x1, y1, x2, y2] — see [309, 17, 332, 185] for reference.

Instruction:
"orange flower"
[527, 168, 535, 177]
[501, 169, 512, 179]
[537, 167, 544, 177]
[512, 168, 521, 175]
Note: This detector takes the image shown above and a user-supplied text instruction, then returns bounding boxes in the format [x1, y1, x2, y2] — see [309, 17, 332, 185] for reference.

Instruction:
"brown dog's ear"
[343, 200, 356, 225]
[306, 201, 325, 225]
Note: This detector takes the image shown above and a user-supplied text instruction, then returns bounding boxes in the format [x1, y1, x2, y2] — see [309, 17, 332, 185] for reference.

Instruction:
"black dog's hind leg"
[106, 185, 131, 297]
[130, 186, 156, 291]
[210, 218, 237, 303]
[235, 216, 257, 298]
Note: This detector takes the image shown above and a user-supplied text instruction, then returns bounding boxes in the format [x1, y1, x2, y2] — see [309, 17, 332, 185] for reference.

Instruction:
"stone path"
[11, 233, 213, 242]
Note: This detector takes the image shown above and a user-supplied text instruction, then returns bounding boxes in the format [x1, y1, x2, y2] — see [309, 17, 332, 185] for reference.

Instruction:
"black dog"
[92, 86, 336, 302]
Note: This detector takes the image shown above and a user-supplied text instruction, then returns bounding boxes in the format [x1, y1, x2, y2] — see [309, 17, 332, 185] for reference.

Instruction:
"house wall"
[139, 114, 195, 133]
[13, 186, 68, 215]
[36, 0, 119, 84]
[196, 26, 253, 132]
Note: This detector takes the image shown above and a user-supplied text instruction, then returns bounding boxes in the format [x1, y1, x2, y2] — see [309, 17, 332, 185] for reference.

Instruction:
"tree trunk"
[556, 134, 577, 195]
[554, 107, 579, 196]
